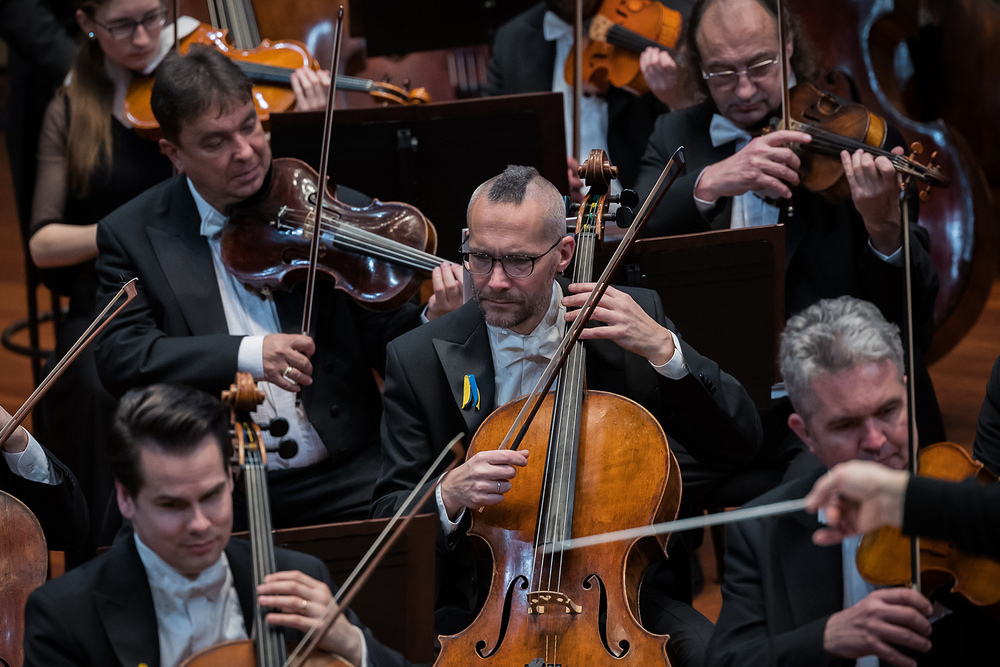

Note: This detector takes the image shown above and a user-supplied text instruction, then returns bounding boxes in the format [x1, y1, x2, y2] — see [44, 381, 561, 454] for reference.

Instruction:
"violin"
[123, 21, 430, 139]
[775, 82, 949, 202]
[221, 157, 443, 311]
[434, 150, 683, 665]
[857, 442, 1000, 615]
[180, 373, 350, 667]
[564, 0, 684, 95]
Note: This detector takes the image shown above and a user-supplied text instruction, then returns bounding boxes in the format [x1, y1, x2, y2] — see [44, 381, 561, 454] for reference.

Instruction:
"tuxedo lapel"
[146, 179, 229, 335]
[432, 305, 496, 435]
[779, 475, 844, 626]
[93, 537, 161, 667]
[520, 7, 558, 92]
[225, 539, 256, 633]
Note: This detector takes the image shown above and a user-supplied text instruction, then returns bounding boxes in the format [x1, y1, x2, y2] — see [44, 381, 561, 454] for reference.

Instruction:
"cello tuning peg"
[919, 187, 931, 202]
[609, 189, 639, 209]
[612, 206, 635, 229]
[909, 141, 924, 155]
[267, 438, 299, 459]
[262, 417, 289, 437]
[929, 150, 939, 161]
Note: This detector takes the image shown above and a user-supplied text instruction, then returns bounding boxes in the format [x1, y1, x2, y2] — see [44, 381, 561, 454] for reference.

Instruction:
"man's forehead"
[697, 0, 778, 64]
[179, 100, 255, 137]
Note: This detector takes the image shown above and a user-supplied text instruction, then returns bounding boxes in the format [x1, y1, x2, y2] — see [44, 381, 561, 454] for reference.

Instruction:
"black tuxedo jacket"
[24, 531, 407, 667]
[0, 443, 88, 551]
[372, 281, 761, 620]
[93, 173, 422, 468]
[633, 100, 940, 351]
[973, 354, 1000, 477]
[485, 1, 667, 188]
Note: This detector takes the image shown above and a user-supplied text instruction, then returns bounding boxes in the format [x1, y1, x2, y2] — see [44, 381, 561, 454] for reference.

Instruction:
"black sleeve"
[903, 476, 1000, 561]
[0, 0, 75, 83]
[1, 444, 89, 551]
[973, 355, 1000, 477]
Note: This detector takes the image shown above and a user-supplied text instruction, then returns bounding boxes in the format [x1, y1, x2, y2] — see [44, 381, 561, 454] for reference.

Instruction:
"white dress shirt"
[543, 11, 612, 165]
[135, 534, 246, 667]
[436, 281, 687, 531]
[841, 534, 879, 667]
[190, 180, 327, 469]
[2, 430, 55, 484]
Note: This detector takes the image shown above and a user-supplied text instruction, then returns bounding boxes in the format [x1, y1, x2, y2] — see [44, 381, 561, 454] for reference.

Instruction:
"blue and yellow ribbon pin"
[462, 374, 481, 410]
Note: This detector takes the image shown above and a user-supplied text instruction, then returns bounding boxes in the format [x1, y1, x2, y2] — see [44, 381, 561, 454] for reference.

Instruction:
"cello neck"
[209, 0, 260, 49]
[243, 442, 286, 664]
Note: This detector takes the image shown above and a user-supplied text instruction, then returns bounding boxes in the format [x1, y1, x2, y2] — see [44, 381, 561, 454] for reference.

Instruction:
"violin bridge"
[526, 590, 582, 615]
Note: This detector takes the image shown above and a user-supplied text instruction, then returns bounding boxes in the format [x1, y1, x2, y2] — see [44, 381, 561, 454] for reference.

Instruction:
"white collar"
[542, 10, 573, 43]
[189, 178, 228, 238]
[134, 533, 232, 605]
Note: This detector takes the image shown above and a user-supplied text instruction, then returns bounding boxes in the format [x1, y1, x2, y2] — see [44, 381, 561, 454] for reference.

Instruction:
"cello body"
[435, 391, 680, 664]
[0, 492, 47, 667]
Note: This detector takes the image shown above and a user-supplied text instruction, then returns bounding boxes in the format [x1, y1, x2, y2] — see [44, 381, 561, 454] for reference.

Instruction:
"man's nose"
[233, 132, 255, 161]
[487, 262, 512, 290]
[735, 71, 757, 98]
[859, 418, 888, 453]
[188, 504, 212, 532]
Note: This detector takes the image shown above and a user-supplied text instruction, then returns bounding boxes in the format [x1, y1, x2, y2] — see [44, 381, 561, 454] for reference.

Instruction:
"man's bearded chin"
[475, 286, 550, 331]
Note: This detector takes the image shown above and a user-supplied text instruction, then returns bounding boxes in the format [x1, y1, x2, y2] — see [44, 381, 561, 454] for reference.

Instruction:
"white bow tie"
[709, 113, 752, 148]
[492, 318, 564, 367]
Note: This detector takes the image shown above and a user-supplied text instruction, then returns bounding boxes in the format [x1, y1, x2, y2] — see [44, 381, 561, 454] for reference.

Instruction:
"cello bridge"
[526, 590, 582, 615]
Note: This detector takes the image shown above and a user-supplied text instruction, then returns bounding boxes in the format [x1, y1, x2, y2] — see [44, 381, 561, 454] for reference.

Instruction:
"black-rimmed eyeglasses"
[460, 238, 562, 278]
[91, 7, 167, 40]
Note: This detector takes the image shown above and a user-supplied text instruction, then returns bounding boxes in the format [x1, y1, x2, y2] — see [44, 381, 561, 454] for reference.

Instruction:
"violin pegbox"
[905, 141, 947, 202]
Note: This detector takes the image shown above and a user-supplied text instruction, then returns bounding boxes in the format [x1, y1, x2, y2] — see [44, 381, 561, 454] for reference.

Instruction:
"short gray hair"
[779, 296, 903, 417]
[467, 165, 566, 242]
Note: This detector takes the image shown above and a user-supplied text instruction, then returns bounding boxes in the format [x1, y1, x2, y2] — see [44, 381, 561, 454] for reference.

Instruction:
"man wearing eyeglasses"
[631, 0, 943, 481]
[371, 165, 762, 663]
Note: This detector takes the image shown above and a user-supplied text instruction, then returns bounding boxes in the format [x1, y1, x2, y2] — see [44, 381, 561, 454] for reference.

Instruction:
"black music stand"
[234, 513, 437, 662]
[594, 225, 785, 410]
[269, 92, 569, 263]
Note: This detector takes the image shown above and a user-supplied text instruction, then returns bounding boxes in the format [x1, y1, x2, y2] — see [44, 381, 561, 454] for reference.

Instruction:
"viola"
[857, 442, 1000, 615]
[123, 22, 430, 139]
[563, 0, 684, 95]
[221, 157, 443, 311]
[180, 373, 350, 667]
[434, 150, 683, 665]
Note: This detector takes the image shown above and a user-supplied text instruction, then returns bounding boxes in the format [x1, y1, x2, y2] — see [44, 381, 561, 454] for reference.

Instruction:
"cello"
[434, 149, 684, 665]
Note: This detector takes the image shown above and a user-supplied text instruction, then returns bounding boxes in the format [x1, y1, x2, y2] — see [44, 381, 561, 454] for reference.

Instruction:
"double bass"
[435, 150, 683, 664]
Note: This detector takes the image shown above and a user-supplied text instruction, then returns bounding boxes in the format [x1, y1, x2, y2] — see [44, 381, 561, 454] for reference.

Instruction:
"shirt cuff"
[420, 304, 431, 324]
[3, 432, 56, 484]
[436, 478, 465, 536]
[650, 330, 688, 379]
[693, 168, 719, 214]
[355, 625, 369, 667]
[868, 239, 903, 266]
[237, 335, 266, 379]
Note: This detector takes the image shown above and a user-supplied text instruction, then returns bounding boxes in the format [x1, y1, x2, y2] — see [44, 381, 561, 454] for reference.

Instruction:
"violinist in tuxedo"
[0, 405, 89, 551]
[24, 384, 408, 667]
[372, 165, 763, 663]
[706, 297, 992, 667]
[632, 0, 943, 501]
[91, 47, 463, 530]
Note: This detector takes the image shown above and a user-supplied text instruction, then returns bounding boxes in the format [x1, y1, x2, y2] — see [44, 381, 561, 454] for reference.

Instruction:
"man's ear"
[555, 235, 575, 274]
[116, 480, 136, 520]
[158, 138, 184, 173]
[788, 412, 814, 453]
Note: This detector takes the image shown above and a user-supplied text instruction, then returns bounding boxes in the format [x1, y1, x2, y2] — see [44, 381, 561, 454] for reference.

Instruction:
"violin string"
[235, 61, 373, 93]
[606, 25, 663, 53]
[796, 123, 931, 179]
[279, 210, 440, 269]
[277, 212, 441, 272]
